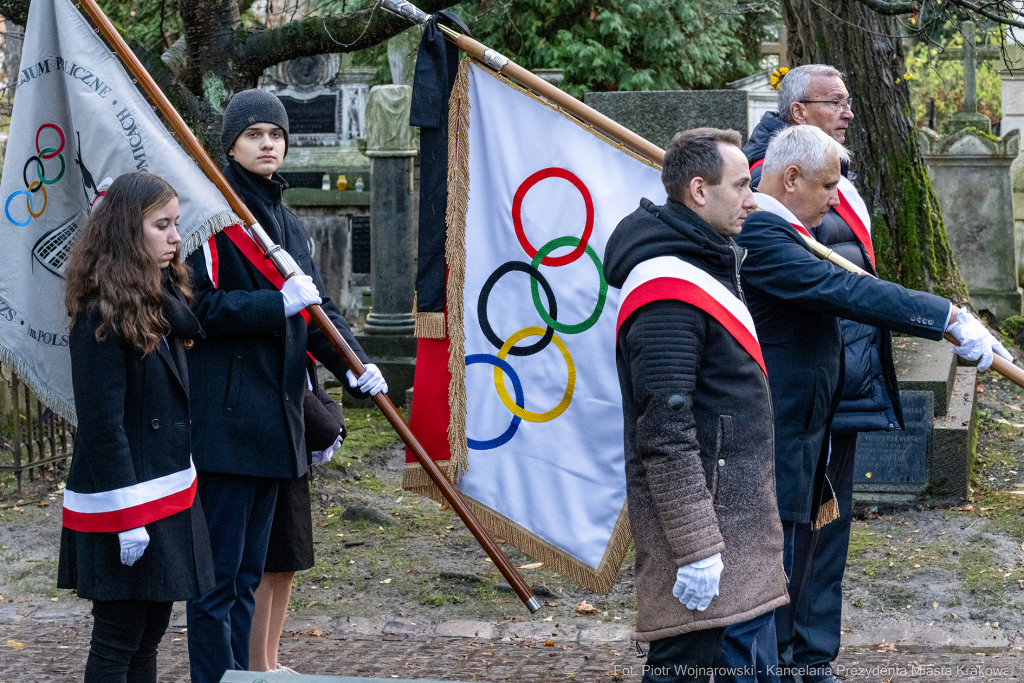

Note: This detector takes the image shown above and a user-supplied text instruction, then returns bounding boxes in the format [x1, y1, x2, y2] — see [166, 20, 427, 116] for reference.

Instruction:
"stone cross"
[938, 21, 1001, 130]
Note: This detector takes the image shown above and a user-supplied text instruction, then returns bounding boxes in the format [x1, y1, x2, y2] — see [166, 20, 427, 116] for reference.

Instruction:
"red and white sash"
[617, 256, 765, 376]
[63, 458, 197, 533]
[750, 159, 874, 266]
[752, 193, 812, 238]
[203, 223, 311, 325]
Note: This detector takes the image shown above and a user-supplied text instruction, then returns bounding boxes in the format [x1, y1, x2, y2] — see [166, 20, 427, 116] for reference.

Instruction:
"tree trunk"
[782, 0, 969, 301]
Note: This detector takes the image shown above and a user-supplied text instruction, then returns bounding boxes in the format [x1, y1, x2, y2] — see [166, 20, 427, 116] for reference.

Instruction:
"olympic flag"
[0, 0, 236, 421]
[405, 59, 666, 592]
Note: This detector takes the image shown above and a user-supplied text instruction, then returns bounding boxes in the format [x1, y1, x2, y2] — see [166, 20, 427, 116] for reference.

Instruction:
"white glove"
[346, 363, 388, 396]
[281, 275, 322, 317]
[946, 309, 1013, 371]
[672, 552, 723, 611]
[312, 431, 344, 467]
[118, 526, 150, 567]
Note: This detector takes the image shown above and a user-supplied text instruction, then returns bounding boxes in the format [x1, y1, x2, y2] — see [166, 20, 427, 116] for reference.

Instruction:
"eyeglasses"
[798, 97, 854, 112]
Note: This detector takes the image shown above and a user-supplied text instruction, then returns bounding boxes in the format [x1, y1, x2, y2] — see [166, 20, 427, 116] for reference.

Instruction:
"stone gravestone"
[853, 338, 978, 501]
[584, 90, 749, 148]
[727, 71, 779, 141]
[936, 21, 1000, 134]
[919, 127, 1023, 321]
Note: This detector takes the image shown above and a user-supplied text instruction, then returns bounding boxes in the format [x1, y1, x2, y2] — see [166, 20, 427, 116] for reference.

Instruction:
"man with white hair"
[730, 62, 914, 683]
[734, 124, 1009, 683]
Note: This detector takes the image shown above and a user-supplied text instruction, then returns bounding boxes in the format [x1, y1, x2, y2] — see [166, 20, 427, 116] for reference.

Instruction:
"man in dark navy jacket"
[184, 89, 387, 683]
[738, 124, 1009, 683]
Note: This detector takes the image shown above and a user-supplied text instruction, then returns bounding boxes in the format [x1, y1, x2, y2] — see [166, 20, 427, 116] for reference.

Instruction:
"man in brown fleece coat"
[605, 129, 788, 683]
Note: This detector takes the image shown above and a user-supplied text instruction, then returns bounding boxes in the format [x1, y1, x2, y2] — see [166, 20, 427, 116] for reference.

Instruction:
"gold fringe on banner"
[812, 496, 840, 530]
[443, 57, 472, 483]
[404, 463, 633, 594]
[414, 312, 446, 339]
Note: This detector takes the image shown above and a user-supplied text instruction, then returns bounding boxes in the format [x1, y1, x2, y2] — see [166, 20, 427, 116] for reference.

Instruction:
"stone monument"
[937, 21, 1001, 134]
[727, 71, 779, 140]
[584, 90, 749, 148]
[920, 127, 1023, 321]
[854, 338, 978, 502]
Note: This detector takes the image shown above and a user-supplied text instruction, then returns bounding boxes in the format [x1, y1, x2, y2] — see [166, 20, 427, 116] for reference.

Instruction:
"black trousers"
[187, 472, 279, 683]
[84, 599, 172, 683]
[775, 433, 857, 683]
[643, 626, 726, 683]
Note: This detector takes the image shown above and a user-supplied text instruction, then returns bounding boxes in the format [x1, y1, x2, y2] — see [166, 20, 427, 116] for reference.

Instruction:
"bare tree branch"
[238, 0, 460, 74]
[849, 0, 1024, 29]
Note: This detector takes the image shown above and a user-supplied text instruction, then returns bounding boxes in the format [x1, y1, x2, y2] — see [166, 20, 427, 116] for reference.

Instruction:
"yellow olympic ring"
[27, 183, 46, 218]
[494, 326, 575, 423]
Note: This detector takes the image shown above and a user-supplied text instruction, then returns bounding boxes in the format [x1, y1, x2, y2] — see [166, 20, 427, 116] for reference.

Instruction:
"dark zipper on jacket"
[729, 241, 746, 301]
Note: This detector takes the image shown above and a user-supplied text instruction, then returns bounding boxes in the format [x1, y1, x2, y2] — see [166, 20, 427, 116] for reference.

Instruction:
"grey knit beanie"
[220, 89, 290, 157]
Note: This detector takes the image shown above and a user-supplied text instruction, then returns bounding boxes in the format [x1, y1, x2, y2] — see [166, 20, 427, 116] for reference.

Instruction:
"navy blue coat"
[744, 112, 902, 434]
[186, 161, 369, 479]
[736, 210, 949, 523]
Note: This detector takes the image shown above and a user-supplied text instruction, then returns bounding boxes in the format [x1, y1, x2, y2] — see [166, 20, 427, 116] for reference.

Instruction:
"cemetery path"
[3, 371, 1024, 680]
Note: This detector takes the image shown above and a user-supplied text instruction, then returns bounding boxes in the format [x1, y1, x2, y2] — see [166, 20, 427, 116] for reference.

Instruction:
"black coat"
[745, 112, 901, 434]
[735, 210, 949, 523]
[58, 297, 215, 602]
[186, 160, 369, 479]
[605, 199, 787, 641]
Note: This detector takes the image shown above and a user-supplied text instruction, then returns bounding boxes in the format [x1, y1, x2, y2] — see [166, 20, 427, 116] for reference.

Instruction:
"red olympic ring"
[512, 167, 594, 267]
[36, 123, 65, 159]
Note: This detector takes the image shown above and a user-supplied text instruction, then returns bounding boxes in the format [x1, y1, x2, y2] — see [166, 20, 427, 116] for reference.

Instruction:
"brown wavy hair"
[64, 172, 192, 355]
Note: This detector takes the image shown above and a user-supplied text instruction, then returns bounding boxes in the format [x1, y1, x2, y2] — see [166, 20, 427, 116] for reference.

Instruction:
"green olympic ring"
[35, 148, 65, 184]
[529, 235, 607, 335]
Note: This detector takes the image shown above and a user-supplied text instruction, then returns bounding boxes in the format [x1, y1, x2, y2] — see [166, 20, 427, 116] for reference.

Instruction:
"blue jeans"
[186, 473, 279, 683]
[715, 609, 781, 683]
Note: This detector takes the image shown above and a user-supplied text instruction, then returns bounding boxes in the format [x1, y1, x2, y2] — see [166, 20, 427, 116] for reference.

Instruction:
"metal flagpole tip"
[525, 596, 542, 613]
[381, 0, 431, 25]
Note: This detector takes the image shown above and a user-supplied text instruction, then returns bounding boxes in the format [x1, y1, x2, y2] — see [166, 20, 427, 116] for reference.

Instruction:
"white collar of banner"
[616, 256, 766, 376]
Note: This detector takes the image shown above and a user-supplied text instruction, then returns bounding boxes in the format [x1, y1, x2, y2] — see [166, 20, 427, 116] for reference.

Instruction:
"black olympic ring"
[478, 261, 558, 357]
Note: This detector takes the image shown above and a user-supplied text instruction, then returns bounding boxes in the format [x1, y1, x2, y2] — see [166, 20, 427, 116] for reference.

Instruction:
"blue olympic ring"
[5, 189, 39, 226]
[466, 354, 524, 450]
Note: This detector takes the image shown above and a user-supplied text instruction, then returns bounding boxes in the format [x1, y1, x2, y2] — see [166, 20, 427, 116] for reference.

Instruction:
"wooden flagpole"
[74, 0, 541, 614]
[382, 0, 1024, 389]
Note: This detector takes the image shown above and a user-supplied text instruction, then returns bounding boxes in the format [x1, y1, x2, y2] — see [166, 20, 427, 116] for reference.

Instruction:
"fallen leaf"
[6, 640, 26, 650]
[952, 505, 974, 511]
[37, 501, 49, 508]
[576, 600, 597, 615]
[914, 564, 921, 568]
[519, 562, 544, 570]
[543, 615, 553, 622]
[865, 472, 872, 479]
[544, 639, 555, 646]
[308, 629, 324, 637]
[380, 578, 392, 584]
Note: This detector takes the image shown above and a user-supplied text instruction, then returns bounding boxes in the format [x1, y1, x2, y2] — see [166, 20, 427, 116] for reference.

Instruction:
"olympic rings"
[494, 326, 576, 423]
[512, 167, 594, 267]
[530, 235, 607, 335]
[6, 124, 66, 227]
[36, 123, 65, 159]
[23, 152, 65, 190]
[465, 354, 524, 450]
[478, 261, 558, 356]
[6, 187, 46, 226]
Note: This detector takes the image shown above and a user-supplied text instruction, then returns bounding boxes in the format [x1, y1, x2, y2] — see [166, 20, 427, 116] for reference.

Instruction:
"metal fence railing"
[0, 364, 75, 493]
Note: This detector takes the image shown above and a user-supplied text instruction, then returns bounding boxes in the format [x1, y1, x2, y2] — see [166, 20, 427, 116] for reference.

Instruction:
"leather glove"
[946, 309, 1013, 371]
[281, 275, 322, 317]
[312, 431, 344, 467]
[346, 363, 388, 396]
[118, 526, 150, 567]
[672, 552, 724, 611]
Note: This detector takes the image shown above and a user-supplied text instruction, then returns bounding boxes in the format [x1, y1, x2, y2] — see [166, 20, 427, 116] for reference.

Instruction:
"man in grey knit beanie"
[219, 88, 290, 158]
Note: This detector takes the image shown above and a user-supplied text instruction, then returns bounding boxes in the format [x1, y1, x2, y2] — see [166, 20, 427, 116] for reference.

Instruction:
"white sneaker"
[274, 664, 299, 674]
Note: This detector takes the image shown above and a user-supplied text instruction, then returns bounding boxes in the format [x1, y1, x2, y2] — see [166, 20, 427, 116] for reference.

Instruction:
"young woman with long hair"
[59, 172, 214, 683]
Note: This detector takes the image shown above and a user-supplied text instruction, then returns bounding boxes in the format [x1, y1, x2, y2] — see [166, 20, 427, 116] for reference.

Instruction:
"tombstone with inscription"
[854, 338, 978, 501]
[584, 89, 749, 148]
